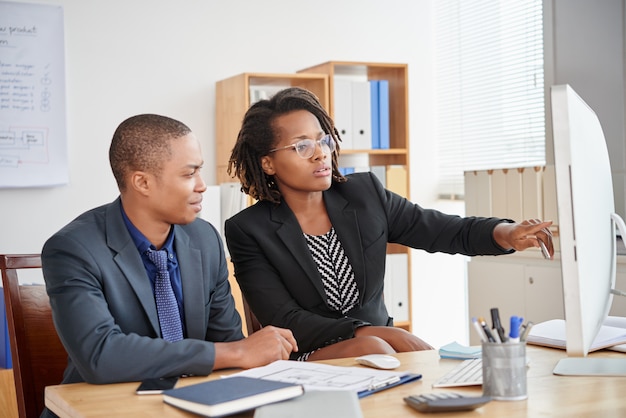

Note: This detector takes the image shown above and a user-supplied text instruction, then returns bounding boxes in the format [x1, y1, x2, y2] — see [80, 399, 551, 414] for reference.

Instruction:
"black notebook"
[162, 376, 304, 417]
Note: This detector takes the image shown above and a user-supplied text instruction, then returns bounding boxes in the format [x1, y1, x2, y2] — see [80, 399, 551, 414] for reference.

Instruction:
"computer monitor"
[551, 84, 626, 375]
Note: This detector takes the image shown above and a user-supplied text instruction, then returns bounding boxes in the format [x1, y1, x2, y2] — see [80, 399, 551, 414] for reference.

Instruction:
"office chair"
[1, 254, 67, 418]
[242, 295, 263, 335]
[226, 260, 262, 336]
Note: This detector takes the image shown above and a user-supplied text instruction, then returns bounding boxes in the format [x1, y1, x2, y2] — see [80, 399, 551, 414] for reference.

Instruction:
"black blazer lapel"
[324, 189, 367, 301]
[271, 202, 328, 301]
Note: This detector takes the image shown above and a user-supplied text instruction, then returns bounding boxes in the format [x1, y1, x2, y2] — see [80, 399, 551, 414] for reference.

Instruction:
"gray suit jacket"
[225, 173, 510, 355]
[42, 198, 243, 385]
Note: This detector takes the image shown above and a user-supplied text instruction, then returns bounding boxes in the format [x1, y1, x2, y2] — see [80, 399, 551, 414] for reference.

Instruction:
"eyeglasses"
[268, 134, 336, 159]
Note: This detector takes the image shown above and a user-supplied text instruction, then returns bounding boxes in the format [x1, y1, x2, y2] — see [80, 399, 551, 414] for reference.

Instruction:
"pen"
[491, 328, 502, 343]
[509, 315, 524, 343]
[479, 317, 497, 342]
[368, 376, 401, 391]
[471, 317, 487, 342]
[539, 240, 551, 259]
[520, 321, 534, 342]
[490, 308, 508, 343]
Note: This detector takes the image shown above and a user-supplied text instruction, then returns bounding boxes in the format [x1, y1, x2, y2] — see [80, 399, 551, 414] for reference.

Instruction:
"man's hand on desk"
[213, 326, 298, 370]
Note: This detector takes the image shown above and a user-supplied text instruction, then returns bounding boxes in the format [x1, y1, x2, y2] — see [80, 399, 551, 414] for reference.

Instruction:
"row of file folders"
[333, 78, 390, 150]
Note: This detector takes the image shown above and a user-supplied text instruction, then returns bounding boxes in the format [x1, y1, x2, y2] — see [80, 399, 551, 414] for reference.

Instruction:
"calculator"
[403, 392, 491, 413]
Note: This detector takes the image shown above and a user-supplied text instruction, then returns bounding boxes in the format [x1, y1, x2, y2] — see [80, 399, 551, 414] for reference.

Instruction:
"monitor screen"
[552, 84, 616, 356]
[551, 84, 626, 375]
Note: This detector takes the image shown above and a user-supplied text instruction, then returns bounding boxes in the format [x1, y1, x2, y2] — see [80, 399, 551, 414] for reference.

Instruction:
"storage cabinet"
[467, 255, 564, 345]
[215, 61, 413, 332]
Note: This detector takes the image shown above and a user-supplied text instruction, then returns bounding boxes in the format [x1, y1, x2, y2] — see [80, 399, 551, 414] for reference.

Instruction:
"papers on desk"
[224, 359, 421, 398]
[526, 318, 626, 352]
[605, 316, 626, 352]
[438, 341, 481, 360]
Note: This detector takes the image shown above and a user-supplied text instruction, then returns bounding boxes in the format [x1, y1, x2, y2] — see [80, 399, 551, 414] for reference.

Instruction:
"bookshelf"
[214, 62, 412, 332]
[215, 73, 329, 184]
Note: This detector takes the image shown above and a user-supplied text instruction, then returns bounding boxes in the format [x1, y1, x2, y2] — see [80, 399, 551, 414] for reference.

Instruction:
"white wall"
[1, 1, 460, 345]
[0, 0, 435, 250]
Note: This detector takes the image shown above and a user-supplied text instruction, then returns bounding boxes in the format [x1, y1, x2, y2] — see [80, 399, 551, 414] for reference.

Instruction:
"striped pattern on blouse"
[303, 227, 359, 314]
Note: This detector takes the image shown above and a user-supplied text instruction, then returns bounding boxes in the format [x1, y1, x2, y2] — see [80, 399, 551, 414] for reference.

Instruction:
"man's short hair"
[109, 114, 191, 191]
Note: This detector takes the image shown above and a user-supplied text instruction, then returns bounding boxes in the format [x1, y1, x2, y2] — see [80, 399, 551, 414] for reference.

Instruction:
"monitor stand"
[553, 358, 626, 376]
[553, 213, 626, 377]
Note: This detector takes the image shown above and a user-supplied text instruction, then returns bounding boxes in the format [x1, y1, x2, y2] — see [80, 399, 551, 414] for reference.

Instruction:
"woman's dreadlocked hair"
[227, 86, 346, 204]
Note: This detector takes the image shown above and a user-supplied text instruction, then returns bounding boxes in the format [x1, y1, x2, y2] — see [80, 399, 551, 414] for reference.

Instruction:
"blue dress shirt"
[120, 205, 186, 335]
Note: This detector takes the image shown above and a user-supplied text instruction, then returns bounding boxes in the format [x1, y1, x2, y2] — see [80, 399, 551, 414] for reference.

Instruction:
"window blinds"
[434, 0, 545, 199]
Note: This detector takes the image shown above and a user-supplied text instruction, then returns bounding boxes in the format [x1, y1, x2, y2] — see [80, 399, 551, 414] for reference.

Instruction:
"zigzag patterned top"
[304, 227, 359, 314]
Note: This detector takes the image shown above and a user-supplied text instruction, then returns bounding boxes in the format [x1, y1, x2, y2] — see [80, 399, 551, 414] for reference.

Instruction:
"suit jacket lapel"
[105, 199, 161, 336]
[174, 226, 205, 340]
[272, 188, 367, 303]
[324, 189, 367, 300]
[272, 202, 327, 300]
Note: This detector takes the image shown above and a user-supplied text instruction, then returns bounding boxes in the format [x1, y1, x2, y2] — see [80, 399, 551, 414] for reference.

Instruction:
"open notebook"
[527, 316, 626, 352]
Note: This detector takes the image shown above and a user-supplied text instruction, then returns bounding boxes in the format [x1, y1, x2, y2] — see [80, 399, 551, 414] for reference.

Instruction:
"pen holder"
[481, 342, 527, 401]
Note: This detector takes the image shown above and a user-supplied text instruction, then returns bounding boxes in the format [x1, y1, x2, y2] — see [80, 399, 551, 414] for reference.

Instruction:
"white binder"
[384, 253, 409, 322]
[333, 78, 353, 149]
[350, 80, 372, 150]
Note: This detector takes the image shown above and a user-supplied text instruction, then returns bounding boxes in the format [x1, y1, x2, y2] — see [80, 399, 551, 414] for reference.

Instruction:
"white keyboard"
[432, 358, 482, 388]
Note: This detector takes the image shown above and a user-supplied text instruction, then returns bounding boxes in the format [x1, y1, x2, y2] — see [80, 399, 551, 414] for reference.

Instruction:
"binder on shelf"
[490, 169, 507, 218]
[369, 80, 380, 149]
[340, 167, 355, 176]
[333, 78, 353, 149]
[249, 86, 270, 105]
[522, 166, 544, 221]
[351, 80, 372, 150]
[474, 170, 491, 217]
[377, 80, 390, 149]
[370, 165, 386, 187]
[505, 168, 523, 222]
[384, 253, 409, 322]
[543, 165, 558, 224]
[386, 165, 408, 197]
[464, 170, 492, 217]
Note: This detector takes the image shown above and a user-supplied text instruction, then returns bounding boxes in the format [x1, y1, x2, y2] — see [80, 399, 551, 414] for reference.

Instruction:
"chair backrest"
[1, 254, 67, 418]
[227, 260, 262, 336]
[241, 294, 263, 335]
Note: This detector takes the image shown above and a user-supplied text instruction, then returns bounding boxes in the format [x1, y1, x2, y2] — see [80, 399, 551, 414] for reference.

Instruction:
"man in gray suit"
[41, 114, 297, 395]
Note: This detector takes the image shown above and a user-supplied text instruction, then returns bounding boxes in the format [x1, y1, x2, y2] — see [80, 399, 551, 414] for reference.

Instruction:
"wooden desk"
[45, 346, 626, 418]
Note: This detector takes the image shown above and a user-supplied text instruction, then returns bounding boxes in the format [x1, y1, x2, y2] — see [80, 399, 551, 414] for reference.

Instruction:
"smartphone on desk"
[135, 376, 179, 395]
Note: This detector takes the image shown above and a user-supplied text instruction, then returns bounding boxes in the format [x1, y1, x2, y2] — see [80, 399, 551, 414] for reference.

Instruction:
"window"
[434, 0, 545, 199]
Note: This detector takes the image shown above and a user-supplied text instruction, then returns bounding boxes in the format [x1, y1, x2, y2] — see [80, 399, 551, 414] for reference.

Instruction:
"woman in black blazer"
[224, 87, 553, 361]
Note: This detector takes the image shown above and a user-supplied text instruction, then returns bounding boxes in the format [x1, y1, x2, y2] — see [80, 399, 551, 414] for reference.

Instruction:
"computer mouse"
[355, 354, 401, 369]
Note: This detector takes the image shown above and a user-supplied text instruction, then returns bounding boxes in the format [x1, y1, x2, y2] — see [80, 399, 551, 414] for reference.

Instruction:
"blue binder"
[370, 80, 380, 149]
[378, 80, 390, 149]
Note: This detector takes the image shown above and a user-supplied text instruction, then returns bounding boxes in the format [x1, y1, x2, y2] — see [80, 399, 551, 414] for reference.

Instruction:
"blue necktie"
[146, 249, 183, 342]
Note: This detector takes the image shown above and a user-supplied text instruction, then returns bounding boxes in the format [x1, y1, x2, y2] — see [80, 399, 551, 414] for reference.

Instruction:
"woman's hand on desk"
[355, 326, 434, 351]
[493, 219, 554, 259]
[213, 326, 298, 370]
